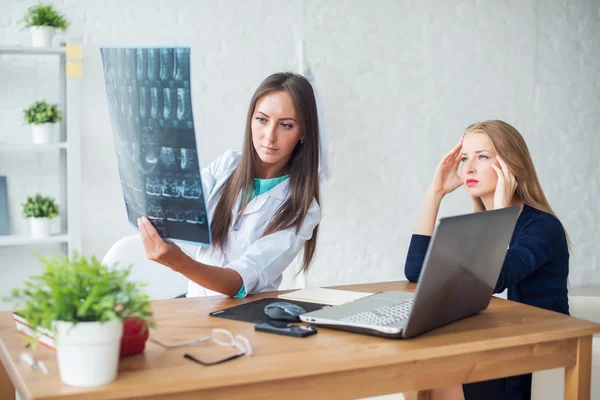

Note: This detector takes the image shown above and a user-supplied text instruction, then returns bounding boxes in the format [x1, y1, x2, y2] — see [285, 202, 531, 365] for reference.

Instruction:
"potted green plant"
[22, 194, 59, 238]
[23, 100, 62, 144]
[7, 253, 154, 387]
[22, 1, 69, 47]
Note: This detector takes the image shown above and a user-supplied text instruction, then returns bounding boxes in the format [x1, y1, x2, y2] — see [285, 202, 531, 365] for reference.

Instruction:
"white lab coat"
[187, 150, 321, 297]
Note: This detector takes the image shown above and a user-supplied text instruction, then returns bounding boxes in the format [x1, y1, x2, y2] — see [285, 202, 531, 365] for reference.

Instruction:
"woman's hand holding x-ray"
[138, 216, 189, 270]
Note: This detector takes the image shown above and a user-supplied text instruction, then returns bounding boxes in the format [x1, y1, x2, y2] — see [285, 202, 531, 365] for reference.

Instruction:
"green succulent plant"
[22, 194, 59, 219]
[23, 100, 62, 125]
[6, 253, 155, 348]
[22, 1, 69, 31]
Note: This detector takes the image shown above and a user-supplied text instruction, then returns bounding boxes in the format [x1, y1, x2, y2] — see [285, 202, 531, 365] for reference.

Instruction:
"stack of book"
[12, 312, 56, 350]
[12, 313, 150, 357]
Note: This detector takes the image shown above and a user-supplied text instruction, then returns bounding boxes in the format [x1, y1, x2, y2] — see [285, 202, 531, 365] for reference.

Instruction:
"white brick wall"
[0, 0, 598, 303]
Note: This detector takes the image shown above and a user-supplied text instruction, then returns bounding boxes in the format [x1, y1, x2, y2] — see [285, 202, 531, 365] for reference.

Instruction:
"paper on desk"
[278, 288, 373, 306]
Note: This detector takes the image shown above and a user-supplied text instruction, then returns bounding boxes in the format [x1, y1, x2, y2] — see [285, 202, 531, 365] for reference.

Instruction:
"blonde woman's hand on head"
[491, 155, 518, 210]
[430, 137, 464, 197]
[414, 137, 464, 236]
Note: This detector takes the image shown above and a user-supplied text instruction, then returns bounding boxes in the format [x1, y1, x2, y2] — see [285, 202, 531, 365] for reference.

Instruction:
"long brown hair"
[210, 72, 321, 272]
[464, 120, 570, 247]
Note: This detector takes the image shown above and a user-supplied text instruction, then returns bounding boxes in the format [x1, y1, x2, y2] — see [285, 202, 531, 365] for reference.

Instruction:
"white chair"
[102, 233, 307, 300]
[279, 257, 307, 291]
[101, 235, 190, 300]
[532, 295, 600, 400]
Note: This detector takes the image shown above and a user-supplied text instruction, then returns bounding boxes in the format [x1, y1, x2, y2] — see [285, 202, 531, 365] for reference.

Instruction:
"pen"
[20, 352, 37, 369]
[19, 352, 48, 374]
[38, 361, 49, 375]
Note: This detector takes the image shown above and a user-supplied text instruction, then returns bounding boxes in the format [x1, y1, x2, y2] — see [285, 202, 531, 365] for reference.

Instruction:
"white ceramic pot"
[30, 217, 51, 238]
[54, 320, 123, 387]
[31, 123, 55, 144]
[29, 26, 55, 47]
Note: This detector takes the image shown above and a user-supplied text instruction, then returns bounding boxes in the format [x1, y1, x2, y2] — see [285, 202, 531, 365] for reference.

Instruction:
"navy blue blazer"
[404, 204, 570, 400]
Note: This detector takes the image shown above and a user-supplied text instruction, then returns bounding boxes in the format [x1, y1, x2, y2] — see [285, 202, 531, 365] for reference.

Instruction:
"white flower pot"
[54, 320, 123, 387]
[30, 217, 51, 238]
[29, 26, 55, 47]
[31, 123, 55, 144]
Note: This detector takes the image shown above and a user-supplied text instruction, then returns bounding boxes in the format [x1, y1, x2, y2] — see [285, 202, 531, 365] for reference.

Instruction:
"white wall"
[0, 0, 598, 303]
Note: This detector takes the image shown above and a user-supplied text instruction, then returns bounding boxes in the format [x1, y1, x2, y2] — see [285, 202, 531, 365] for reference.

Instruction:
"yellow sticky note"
[66, 61, 82, 78]
[66, 43, 82, 61]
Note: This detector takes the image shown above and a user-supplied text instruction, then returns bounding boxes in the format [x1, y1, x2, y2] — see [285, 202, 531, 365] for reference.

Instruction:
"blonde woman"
[404, 120, 569, 400]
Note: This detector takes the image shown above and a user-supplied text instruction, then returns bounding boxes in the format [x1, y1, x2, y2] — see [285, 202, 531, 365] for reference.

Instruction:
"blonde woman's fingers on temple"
[496, 156, 513, 177]
[501, 159, 517, 183]
[491, 163, 503, 179]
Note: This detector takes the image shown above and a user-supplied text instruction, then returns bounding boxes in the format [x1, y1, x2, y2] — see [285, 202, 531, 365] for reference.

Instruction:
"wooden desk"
[1, 281, 598, 400]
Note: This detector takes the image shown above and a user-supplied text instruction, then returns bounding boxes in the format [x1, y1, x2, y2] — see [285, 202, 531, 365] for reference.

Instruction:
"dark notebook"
[209, 298, 330, 325]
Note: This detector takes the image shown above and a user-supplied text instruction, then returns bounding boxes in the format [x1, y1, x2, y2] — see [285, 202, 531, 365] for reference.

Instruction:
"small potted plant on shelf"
[21, 1, 69, 47]
[7, 253, 155, 387]
[22, 194, 59, 238]
[23, 100, 62, 144]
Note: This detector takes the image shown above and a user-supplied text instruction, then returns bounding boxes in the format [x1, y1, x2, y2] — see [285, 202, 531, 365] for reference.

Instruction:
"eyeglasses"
[152, 328, 252, 366]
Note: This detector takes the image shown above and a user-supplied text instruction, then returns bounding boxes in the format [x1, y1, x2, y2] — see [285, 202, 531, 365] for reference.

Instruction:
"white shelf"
[0, 234, 69, 247]
[0, 41, 82, 257]
[0, 142, 68, 151]
[0, 46, 66, 56]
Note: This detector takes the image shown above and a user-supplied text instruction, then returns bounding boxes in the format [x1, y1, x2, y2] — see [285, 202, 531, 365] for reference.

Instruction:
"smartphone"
[255, 321, 317, 338]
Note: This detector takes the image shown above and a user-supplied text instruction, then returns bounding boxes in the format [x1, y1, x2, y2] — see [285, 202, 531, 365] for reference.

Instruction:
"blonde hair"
[464, 120, 570, 247]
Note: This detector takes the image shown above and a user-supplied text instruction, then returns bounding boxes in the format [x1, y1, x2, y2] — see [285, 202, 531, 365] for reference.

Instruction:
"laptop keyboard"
[340, 298, 414, 326]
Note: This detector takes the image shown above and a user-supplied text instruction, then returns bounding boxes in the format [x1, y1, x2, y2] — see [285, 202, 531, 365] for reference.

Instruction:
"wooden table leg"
[404, 390, 431, 400]
[564, 335, 592, 400]
[0, 360, 15, 400]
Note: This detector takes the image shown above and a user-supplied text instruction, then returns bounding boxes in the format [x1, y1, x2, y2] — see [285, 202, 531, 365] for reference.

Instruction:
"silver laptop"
[300, 207, 520, 339]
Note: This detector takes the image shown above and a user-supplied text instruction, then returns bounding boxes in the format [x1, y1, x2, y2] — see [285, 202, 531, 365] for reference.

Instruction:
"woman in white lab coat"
[137, 72, 321, 298]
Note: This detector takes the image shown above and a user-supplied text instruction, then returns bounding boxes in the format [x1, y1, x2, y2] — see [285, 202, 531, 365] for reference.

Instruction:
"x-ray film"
[100, 47, 211, 246]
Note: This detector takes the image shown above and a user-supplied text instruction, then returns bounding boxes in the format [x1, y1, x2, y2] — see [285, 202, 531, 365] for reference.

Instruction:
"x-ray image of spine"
[101, 46, 211, 246]
[165, 207, 184, 222]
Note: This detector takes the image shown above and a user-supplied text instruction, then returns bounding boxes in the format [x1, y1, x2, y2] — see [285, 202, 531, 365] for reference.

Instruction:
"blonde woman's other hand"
[492, 155, 518, 209]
